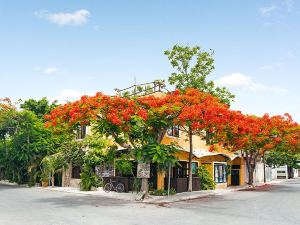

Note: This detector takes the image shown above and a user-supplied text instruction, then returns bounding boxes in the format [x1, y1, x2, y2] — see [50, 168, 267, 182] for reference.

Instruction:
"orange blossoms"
[45, 88, 300, 154]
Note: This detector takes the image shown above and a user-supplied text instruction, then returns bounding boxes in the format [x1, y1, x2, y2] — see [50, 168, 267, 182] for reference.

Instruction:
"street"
[1, 179, 300, 225]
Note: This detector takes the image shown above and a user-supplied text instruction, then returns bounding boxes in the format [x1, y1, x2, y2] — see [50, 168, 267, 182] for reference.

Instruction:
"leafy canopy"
[165, 44, 234, 105]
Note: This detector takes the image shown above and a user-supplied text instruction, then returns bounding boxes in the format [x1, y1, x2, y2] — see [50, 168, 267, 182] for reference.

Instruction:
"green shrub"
[197, 166, 216, 190]
[149, 188, 176, 196]
[79, 169, 102, 191]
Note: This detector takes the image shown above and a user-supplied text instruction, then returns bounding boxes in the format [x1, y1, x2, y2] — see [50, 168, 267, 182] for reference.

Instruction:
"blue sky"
[0, 0, 299, 122]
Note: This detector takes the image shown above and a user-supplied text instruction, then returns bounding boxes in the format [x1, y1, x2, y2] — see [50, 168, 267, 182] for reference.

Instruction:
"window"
[76, 125, 87, 140]
[72, 166, 81, 179]
[173, 161, 188, 178]
[192, 162, 198, 175]
[172, 161, 198, 178]
[214, 163, 227, 183]
[167, 126, 180, 137]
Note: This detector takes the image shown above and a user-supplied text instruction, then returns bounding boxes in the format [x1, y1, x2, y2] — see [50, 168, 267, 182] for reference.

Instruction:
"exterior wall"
[62, 163, 81, 188]
[265, 166, 272, 182]
[244, 161, 272, 184]
[271, 166, 299, 179]
[229, 157, 246, 186]
[70, 178, 81, 188]
[272, 166, 288, 179]
[254, 162, 265, 183]
[161, 129, 208, 151]
[200, 155, 228, 189]
[294, 169, 299, 178]
[157, 171, 165, 190]
[72, 124, 246, 191]
[62, 163, 72, 187]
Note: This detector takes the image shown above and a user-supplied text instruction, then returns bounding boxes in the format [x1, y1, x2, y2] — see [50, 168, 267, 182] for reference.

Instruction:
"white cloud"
[51, 89, 83, 103]
[284, 0, 294, 12]
[44, 67, 58, 74]
[35, 9, 90, 26]
[215, 73, 286, 93]
[259, 5, 277, 16]
[215, 73, 252, 87]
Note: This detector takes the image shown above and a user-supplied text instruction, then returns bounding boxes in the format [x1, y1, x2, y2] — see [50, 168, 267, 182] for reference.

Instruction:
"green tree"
[164, 44, 234, 191]
[0, 98, 67, 185]
[164, 44, 234, 105]
[266, 151, 300, 169]
[41, 153, 66, 187]
[20, 97, 58, 120]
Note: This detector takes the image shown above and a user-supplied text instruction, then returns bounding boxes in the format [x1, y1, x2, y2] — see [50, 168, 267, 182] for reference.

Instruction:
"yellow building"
[157, 126, 246, 191]
[63, 81, 246, 192]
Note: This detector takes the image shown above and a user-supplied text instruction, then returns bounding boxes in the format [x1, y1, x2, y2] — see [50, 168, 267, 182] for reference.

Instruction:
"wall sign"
[137, 163, 150, 178]
[95, 165, 114, 177]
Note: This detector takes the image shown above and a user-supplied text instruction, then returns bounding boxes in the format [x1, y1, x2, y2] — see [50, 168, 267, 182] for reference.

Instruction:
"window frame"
[167, 125, 180, 138]
[213, 162, 227, 183]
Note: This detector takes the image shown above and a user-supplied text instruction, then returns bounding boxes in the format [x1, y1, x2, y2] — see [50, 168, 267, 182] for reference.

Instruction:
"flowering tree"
[46, 88, 232, 192]
[217, 111, 300, 186]
[139, 89, 231, 191]
[46, 93, 179, 192]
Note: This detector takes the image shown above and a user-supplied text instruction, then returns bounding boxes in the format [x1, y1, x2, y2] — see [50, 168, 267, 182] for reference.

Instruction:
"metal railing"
[114, 80, 166, 97]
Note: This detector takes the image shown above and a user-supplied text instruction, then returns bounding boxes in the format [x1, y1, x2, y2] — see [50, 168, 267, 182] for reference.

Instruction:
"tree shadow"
[33, 192, 131, 208]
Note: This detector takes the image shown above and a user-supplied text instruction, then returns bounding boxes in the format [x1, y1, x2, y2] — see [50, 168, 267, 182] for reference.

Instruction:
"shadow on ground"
[33, 192, 131, 208]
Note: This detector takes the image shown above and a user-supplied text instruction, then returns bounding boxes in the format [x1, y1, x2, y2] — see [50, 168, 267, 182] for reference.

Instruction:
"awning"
[180, 148, 240, 160]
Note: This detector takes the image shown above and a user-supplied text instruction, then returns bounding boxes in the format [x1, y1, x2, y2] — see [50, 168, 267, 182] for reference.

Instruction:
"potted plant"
[40, 172, 49, 187]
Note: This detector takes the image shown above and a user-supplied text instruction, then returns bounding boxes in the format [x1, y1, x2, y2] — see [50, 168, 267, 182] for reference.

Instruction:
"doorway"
[231, 169, 240, 186]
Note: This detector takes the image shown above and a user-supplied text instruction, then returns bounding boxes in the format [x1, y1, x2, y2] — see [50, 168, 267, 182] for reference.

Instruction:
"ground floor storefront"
[61, 150, 247, 193]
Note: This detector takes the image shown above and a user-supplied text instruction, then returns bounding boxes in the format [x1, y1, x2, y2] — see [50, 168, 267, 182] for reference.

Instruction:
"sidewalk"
[38, 186, 138, 201]
[0, 178, 291, 203]
[144, 178, 289, 204]
[143, 185, 247, 204]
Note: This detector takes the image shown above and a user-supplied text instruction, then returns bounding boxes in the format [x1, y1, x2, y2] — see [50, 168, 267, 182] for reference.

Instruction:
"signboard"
[137, 163, 150, 178]
[95, 165, 114, 177]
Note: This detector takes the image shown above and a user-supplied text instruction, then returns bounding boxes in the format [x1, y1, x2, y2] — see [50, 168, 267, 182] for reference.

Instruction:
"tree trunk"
[51, 174, 55, 188]
[245, 152, 256, 187]
[188, 127, 193, 192]
[248, 166, 254, 187]
[140, 178, 149, 196]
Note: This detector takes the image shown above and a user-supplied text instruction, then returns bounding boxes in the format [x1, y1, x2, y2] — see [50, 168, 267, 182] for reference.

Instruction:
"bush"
[79, 169, 102, 191]
[149, 188, 176, 196]
[197, 166, 216, 190]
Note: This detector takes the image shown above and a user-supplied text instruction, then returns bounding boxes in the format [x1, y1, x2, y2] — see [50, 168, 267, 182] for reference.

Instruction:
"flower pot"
[41, 181, 48, 187]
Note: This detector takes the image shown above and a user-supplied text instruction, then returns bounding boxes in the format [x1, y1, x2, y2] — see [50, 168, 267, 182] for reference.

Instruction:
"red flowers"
[44, 88, 299, 155]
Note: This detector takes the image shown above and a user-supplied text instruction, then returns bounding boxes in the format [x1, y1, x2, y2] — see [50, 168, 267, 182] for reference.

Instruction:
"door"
[231, 169, 240, 186]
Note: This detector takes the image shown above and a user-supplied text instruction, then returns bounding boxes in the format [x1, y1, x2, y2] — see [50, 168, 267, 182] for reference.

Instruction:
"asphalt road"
[1, 179, 300, 225]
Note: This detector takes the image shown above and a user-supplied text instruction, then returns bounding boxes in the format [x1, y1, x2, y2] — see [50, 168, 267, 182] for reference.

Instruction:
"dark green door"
[231, 169, 240, 186]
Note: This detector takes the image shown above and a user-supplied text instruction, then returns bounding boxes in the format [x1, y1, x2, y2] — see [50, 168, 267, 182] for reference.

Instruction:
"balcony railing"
[114, 80, 166, 97]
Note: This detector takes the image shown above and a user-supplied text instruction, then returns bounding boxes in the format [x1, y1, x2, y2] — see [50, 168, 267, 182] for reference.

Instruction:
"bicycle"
[104, 178, 125, 193]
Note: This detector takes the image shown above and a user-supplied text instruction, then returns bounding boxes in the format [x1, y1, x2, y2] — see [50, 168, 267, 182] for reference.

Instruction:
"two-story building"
[61, 81, 246, 192]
